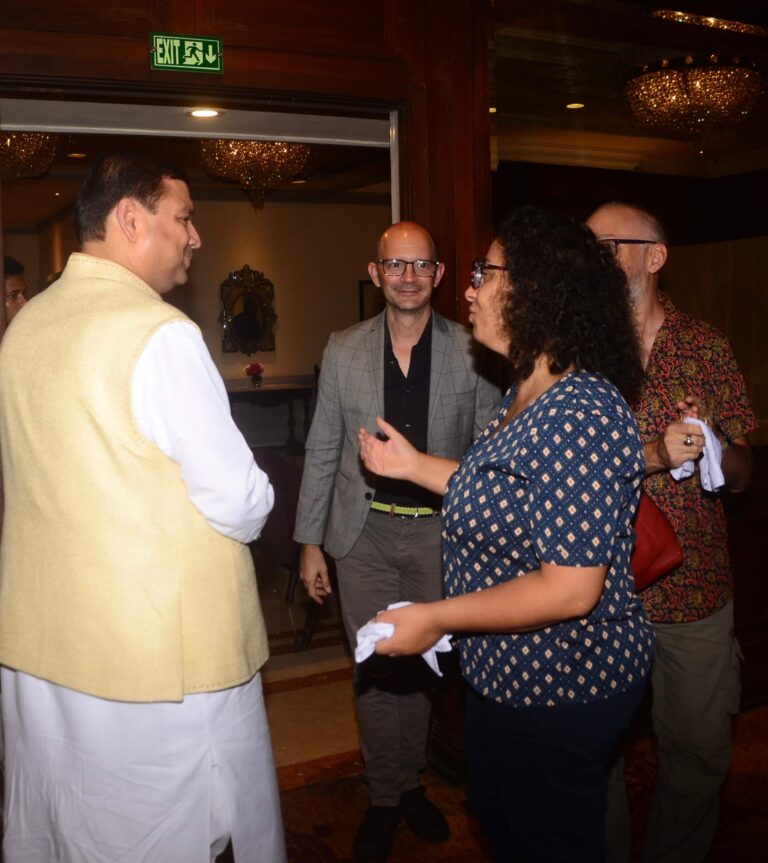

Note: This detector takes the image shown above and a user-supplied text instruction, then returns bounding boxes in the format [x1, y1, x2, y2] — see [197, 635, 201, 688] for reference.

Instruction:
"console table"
[224, 375, 315, 452]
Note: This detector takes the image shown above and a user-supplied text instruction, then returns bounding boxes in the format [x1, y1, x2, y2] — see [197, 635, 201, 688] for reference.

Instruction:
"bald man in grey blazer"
[294, 222, 499, 863]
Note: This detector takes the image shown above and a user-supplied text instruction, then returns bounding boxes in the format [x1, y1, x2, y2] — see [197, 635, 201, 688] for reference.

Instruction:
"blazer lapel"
[428, 312, 448, 437]
[365, 311, 386, 419]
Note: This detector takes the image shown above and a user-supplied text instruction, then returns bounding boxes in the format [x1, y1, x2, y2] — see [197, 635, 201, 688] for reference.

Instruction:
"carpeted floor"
[274, 705, 768, 863]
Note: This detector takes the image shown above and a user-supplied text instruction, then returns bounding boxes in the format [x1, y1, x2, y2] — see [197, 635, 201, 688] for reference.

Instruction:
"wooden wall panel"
[0, 0, 168, 38]
[197, 0, 394, 60]
[390, 0, 492, 321]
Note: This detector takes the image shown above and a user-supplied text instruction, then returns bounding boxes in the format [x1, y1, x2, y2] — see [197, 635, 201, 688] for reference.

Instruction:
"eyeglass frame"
[470, 259, 507, 289]
[598, 238, 658, 256]
[375, 258, 441, 277]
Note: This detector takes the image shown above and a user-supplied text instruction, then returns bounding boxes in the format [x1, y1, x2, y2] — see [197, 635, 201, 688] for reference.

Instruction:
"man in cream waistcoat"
[0, 153, 286, 862]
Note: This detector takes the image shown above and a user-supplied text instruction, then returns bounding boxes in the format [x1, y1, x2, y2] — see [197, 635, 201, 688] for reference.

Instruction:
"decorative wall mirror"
[219, 264, 278, 354]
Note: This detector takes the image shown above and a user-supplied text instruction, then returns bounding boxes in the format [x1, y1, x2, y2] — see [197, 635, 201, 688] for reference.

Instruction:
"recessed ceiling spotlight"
[187, 108, 223, 119]
[54, 192, 60, 197]
[291, 177, 307, 184]
[489, 106, 497, 114]
[566, 103, 585, 110]
[67, 152, 87, 159]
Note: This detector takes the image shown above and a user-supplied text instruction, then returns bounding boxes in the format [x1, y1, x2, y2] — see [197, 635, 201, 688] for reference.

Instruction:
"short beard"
[627, 272, 646, 307]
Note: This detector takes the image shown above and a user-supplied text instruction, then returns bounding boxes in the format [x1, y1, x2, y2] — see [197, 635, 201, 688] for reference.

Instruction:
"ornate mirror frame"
[219, 264, 278, 355]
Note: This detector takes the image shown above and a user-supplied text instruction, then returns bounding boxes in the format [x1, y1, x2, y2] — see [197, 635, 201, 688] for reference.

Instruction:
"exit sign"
[151, 33, 223, 74]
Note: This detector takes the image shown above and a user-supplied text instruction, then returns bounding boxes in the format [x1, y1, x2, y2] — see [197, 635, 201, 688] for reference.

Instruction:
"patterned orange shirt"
[636, 293, 757, 623]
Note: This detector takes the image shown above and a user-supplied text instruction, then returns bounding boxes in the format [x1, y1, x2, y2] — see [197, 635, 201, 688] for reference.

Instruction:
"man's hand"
[677, 395, 714, 427]
[646, 394, 752, 491]
[299, 543, 332, 605]
[646, 420, 705, 473]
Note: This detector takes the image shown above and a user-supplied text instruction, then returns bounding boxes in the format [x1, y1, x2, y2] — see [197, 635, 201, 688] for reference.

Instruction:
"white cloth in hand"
[670, 417, 725, 491]
[354, 601, 453, 677]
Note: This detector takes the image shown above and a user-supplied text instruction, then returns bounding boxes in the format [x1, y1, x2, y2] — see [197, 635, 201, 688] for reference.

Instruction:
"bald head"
[376, 221, 438, 261]
[587, 203, 666, 245]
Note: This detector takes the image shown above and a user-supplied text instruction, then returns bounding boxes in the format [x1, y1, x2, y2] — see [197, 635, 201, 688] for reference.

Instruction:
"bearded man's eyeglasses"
[470, 260, 507, 289]
[598, 239, 656, 256]
[376, 258, 440, 278]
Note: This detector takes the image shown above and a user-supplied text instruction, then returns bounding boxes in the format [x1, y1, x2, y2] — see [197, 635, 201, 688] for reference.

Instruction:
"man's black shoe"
[353, 805, 401, 863]
[399, 786, 450, 843]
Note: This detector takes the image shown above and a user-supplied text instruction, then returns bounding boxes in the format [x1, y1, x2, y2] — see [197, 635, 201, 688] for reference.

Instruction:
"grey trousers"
[605, 601, 741, 863]
[335, 511, 443, 807]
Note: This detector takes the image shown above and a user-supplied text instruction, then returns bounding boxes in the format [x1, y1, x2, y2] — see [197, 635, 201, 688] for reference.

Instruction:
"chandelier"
[652, 10, 768, 38]
[200, 139, 310, 205]
[624, 54, 763, 138]
[0, 131, 57, 180]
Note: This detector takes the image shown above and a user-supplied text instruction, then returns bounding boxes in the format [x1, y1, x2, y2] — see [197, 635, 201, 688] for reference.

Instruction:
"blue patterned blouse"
[443, 371, 654, 708]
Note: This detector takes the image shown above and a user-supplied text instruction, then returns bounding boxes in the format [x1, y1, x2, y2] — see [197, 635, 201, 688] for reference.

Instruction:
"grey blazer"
[294, 310, 501, 560]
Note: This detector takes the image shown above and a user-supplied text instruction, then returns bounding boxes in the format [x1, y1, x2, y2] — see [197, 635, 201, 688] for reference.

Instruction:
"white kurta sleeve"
[131, 321, 274, 543]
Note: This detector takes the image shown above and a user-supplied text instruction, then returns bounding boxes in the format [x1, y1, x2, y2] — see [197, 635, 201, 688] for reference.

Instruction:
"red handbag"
[630, 493, 684, 592]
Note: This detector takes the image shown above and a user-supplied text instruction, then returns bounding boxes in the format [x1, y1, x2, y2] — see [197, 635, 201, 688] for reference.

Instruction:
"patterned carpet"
[271, 705, 768, 863]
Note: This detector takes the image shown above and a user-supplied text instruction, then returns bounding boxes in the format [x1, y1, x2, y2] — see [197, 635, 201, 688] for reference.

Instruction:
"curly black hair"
[496, 206, 643, 403]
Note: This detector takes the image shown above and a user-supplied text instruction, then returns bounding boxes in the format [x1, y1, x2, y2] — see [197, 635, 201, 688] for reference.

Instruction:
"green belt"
[370, 500, 439, 518]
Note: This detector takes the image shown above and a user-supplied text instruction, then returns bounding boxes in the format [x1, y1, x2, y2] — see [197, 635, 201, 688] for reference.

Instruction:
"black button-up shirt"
[375, 316, 441, 511]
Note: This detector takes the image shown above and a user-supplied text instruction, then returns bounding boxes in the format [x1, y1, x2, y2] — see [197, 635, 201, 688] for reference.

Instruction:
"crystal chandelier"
[624, 54, 763, 138]
[651, 10, 768, 38]
[200, 139, 310, 205]
[0, 131, 57, 180]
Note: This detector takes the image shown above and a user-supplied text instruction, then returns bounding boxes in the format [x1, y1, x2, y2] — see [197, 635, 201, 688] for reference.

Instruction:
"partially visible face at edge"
[4, 274, 28, 321]
[464, 239, 510, 355]
[586, 204, 660, 306]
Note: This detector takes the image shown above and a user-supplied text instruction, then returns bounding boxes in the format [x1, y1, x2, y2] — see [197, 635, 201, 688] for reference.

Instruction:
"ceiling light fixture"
[200, 139, 311, 205]
[624, 54, 762, 138]
[489, 106, 497, 114]
[187, 108, 223, 118]
[566, 103, 585, 110]
[67, 152, 87, 159]
[0, 131, 57, 180]
[652, 10, 768, 38]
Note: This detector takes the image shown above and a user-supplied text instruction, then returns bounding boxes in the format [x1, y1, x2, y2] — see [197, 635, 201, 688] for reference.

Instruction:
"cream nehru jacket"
[0, 253, 268, 702]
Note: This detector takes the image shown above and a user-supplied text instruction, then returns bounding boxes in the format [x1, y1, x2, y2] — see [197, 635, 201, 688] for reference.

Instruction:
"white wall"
[166, 198, 390, 379]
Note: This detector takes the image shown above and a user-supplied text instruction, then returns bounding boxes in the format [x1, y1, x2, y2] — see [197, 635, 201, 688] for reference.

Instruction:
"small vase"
[250, 374, 263, 387]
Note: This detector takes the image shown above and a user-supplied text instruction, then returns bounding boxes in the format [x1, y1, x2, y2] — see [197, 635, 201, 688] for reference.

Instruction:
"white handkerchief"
[670, 417, 725, 492]
[354, 601, 453, 677]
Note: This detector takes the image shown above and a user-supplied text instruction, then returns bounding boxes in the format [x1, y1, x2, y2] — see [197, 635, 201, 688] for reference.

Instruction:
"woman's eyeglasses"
[470, 260, 507, 289]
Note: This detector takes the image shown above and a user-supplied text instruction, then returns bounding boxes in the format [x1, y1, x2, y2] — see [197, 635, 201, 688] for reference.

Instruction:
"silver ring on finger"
[683, 434, 694, 447]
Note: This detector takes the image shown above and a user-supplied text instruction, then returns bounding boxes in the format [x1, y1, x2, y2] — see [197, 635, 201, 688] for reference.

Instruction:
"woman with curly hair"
[358, 206, 654, 861]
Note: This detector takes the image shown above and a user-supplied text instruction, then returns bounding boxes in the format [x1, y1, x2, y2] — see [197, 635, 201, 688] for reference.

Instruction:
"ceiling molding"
[0, 98, 391, 148]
